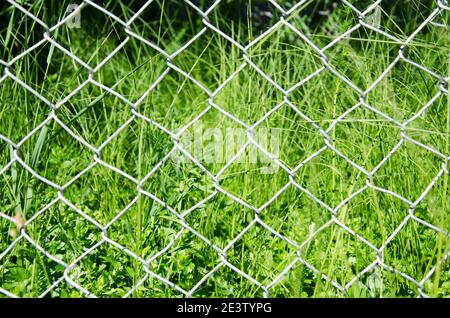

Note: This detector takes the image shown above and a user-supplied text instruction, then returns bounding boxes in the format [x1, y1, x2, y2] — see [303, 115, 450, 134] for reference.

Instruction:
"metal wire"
[0, 0, 449, 298]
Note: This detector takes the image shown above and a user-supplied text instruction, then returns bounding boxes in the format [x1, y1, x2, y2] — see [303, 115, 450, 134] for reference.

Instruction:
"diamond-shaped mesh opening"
[405, 94, 449, 157]
[63, 164, 138, 225]
[219, 143, 291, 208]
[340, 1, 433, 37]
[143, 150, 215, 212]
[226, 224, 298, 287]
[9, 40, 89, 104]
[415, 174, 450, 234]
[253, 103, 325, 169]
[247, 25, 323, 90]
[331, 106, 402, 171]
[367, 60, 441, 122]
[0, 163, 57, 222]
[25, 201, 102, 264]
[95, 36, 168, 102]
[302, 224, 377, 294]
[372, 141, 443, 202]
[177, 107, 247, 176]
[259, 185, 332, 246]
[65, 242, 146, 297]
[0, 239, 65, 297]
[19, 119, 92, 185]
[287, 69, 360, 126]
[383, 220, 450, 283]
[0, 77, 52, 144]
[293, 147, 366, 208]
[284, 1, 359, 47]
[171, 28, 243, 91]
[402, 10, 450, 77]
[107, 195, 182, 259]
[101, 117, 173, 180]
[129, 0, 207, 55]
[57, 84, 133, 148]
[0, 2, 47, 62]
[324, 26, 402, 90]
[214, 64, 285, 125]
[149, 230, 219, 293]
[184, 192, 255, 249]
[206, 0, 283, 46]
[336, 188, 409, 248]
[50, 3, 128, 68]
[137, 69, 210, 131]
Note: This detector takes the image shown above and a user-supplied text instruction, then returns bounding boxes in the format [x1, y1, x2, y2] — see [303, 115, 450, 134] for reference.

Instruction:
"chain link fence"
[0, 0, 449, 298]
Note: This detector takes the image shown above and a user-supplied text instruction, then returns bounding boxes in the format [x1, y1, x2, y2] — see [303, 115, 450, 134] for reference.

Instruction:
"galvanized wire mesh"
[0, 0, 449, 298]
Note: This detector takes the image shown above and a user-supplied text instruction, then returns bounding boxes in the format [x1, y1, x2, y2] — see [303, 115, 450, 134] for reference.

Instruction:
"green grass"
[0, 0, 450, 298]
